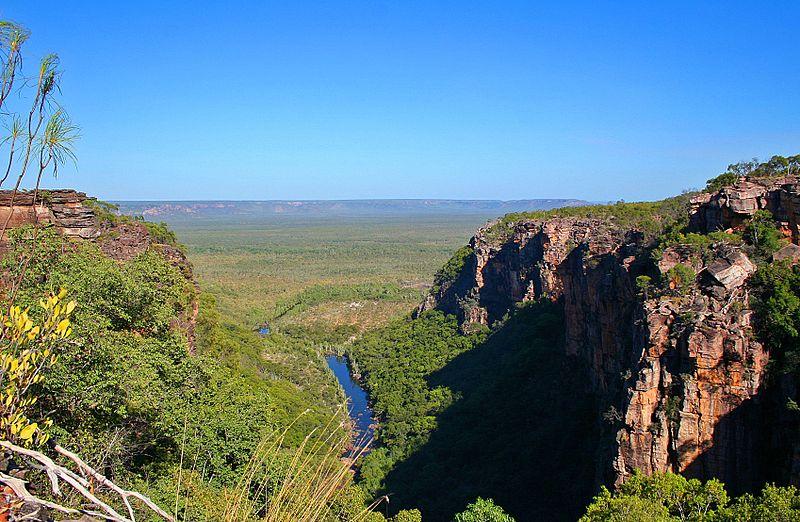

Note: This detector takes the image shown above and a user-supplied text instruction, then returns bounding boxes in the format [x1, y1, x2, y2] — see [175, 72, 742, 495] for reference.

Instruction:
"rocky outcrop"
[615, 245, 768, 491]
[0, 189, 198, 352]
[422, 176, 800, 493]
[690, 175, 800, 242]
[0, 189, 100, 242]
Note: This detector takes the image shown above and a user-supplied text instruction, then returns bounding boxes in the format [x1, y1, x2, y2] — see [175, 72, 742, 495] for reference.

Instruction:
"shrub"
[665, 264, 696, 294]
[453, 498, 515, 522]
[744, 210, 785, 260]
[705, 172, 742, 193]
[433, 245, 474, 291]
[0, 289, 75, 446]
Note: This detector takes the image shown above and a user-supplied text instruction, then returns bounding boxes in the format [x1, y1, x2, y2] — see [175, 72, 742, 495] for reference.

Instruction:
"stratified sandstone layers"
[0, 189, 198, 351]
[420, 175, 800, 493]
[0, 190, 99, 241]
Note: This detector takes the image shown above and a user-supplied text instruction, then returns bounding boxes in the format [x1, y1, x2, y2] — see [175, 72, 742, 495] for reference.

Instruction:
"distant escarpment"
[420, 175, 800, 495]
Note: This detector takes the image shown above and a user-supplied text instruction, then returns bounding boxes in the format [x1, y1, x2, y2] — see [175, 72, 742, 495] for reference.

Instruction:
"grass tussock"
[223, 411, 374, 522]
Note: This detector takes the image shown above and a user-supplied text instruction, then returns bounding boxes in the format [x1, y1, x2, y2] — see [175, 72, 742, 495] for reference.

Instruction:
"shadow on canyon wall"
[682, 375, 800, 496]
[381, 301, 604, 522]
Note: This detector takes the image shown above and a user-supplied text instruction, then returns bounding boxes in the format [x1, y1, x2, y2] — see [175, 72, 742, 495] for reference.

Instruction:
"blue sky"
[1, 1, 798, 201]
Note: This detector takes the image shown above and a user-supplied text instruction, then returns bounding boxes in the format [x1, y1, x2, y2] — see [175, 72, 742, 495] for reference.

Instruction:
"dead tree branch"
[0, 440, 175, 522]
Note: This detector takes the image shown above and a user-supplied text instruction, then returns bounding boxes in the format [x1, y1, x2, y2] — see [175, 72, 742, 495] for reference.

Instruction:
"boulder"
[773, 243, 800, 265]
[706, 250, 756, 290]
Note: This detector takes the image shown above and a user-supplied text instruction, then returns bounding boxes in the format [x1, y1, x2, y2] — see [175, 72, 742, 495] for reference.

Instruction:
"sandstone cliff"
[420, 176, 800, 493]
[0, 189, 198, 350]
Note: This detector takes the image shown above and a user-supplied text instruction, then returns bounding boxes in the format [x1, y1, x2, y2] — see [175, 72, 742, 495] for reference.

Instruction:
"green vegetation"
[84, 199, 123, 223]
[432, 245, 473, 292]
[453, 498, 515, 522]
[0, 225, 377, 519]
[154, 211, 496, 519]
[271, 282, 422, 323]
[744, 209, 785, 260]
[349, 301, 599, 520]
[144, 220, 180, 246]
[750, 261, 800, 373]
[484, 194, 694, 245]
[705, 155, 800, 192]
[666, 263, 697, 294]
[350, 310, 487, 495]
[168, 214, 481, 333]
[705, 172, 742, 193]
[656, 231, 743, 259]
[581, 471, 800, 521]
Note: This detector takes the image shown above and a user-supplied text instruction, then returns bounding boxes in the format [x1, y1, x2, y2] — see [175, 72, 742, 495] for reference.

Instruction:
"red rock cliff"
[421, 176, 800, 492]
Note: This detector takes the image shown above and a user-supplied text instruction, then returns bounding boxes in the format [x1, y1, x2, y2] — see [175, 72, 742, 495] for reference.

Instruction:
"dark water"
[325, 355, 375, 452]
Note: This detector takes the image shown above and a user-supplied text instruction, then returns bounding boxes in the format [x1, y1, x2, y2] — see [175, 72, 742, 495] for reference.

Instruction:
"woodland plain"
[161, 212, 487, 337]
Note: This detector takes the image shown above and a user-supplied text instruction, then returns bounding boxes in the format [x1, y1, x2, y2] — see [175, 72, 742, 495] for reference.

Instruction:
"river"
[325, 355, 375, 456]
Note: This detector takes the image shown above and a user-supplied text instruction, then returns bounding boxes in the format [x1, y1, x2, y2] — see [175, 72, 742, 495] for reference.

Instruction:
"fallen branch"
[0, 472, 113, 521]
[0, 440, 175, 522]
[54, 443, 175, 522]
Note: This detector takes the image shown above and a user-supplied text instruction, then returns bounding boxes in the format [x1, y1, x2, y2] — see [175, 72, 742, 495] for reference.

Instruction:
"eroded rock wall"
[0, 189, 199, 351]
[422, 176, 800, 491]
[0, 189, 100, 242]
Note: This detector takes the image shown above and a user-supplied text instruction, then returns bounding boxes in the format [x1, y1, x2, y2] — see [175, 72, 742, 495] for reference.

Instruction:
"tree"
[453, 498, 515, 522]
[0, 20, 78, 298]
[580, 487, 672, 522]
[635, 275, 652, 299]
[716, 484, 800, 521]
[744, 209, 784, 259]
[705, 159, 758, 192]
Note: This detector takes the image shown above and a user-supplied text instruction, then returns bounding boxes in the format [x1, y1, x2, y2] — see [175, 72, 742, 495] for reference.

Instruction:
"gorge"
[347, 172, 800, 520]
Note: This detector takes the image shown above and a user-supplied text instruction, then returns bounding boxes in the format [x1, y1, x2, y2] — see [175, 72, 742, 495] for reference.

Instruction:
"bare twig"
[0, 440, 175, 522]
[0, 472, 113, 521]
[54, 443, 175, 522]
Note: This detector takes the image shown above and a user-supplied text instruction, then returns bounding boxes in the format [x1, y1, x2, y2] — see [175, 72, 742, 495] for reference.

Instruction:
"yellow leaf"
[66, 301, 76, 315]
[19, 423, 37, 441]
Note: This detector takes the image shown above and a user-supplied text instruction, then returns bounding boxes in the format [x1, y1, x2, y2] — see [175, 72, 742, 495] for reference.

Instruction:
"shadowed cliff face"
[385, 302, 600, 521]
[420, 176, 800, 493]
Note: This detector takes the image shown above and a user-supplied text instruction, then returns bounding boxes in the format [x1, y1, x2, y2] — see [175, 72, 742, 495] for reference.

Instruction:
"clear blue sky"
[2, 1, 798, 201]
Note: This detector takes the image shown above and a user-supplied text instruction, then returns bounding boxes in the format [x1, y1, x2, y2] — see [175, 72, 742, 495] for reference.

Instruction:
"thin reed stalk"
[223, 408, 375, 522]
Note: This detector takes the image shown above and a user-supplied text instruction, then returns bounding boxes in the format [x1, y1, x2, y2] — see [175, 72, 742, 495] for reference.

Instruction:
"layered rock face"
[422, 176, 800, 492]
[690, 176, 800, 241]
[0, 189, 189, 267]
[0, 188, 198, 350]
[0, 189, 100, 243]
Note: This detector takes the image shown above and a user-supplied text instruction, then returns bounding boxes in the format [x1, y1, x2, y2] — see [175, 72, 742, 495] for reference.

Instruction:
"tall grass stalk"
[223, 409, 374, 522]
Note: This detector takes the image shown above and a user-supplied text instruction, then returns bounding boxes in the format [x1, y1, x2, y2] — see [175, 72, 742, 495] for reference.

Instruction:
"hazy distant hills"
[114, 199, 589, 219]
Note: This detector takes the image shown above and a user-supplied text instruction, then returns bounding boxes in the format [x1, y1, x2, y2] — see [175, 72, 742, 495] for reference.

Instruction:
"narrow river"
[325, 355, 375, 456]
